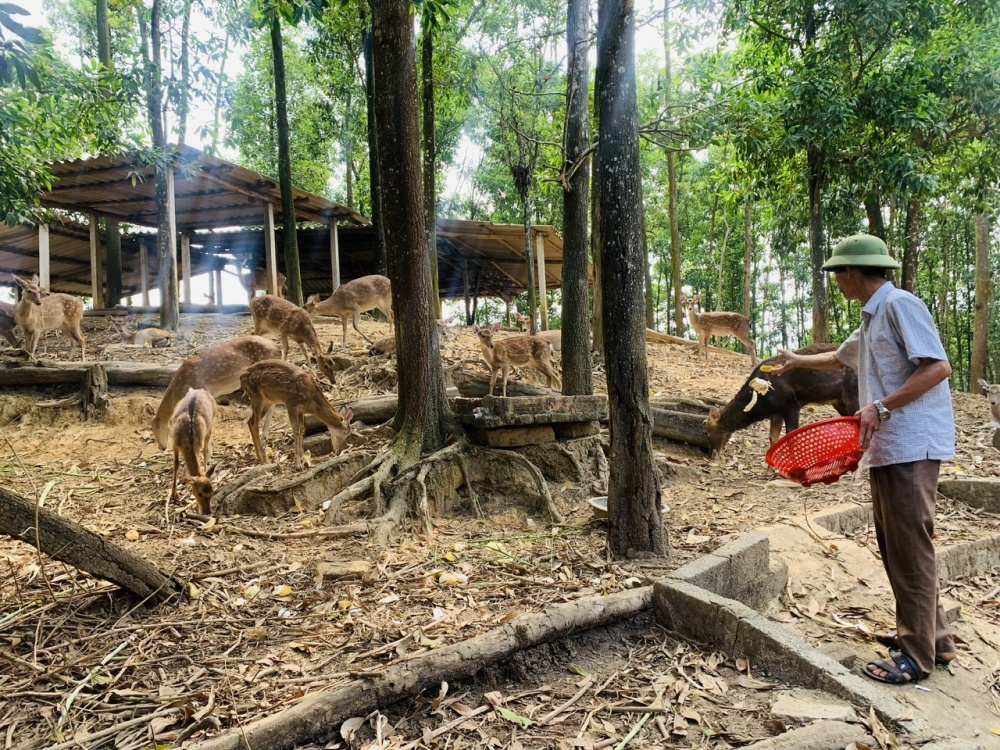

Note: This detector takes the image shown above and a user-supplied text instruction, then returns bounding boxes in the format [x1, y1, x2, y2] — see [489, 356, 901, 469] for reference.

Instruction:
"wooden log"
[0, 486, 180, 603]
[644, 327, 734, 356]
[650, 407, 710, 450]
[0, 360, 179, 388]
[87, 304, 248, 316]
[189, 587, 652, 750]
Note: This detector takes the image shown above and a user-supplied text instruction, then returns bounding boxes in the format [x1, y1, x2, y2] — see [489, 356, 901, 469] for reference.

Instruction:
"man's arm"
[769, 347, 845, 374]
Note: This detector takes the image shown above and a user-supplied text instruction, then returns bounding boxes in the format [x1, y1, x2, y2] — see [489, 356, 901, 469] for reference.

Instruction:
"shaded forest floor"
[1, 311, 999, 749]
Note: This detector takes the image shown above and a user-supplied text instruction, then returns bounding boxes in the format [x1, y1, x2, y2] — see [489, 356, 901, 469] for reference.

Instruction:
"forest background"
[1, 0, 999, 389]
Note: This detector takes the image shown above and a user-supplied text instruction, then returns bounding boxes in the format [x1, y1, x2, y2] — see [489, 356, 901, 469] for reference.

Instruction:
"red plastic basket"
[765, 416, 863, 487]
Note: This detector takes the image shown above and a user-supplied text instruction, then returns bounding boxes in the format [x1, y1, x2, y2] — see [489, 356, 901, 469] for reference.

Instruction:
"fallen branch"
[190, 587, 652, 750]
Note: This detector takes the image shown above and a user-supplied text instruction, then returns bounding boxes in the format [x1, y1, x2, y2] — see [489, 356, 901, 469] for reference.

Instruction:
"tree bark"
[362, 4, 387, 276]
[596, 0, 668, 559]
[807, 144, 827, 342]
[189, 588, 651, 750]
[590, 82, 603, 355]
[902, 195, 921, 293]
[372, 0, 451, 456]
[421, 22, 440, 316]
[664, 0, 682, 338]
[864, 197, 885, 240]
[96, 0, 122, 306]
[742, 200, 753, 351]
[0, 486, 180, 602]
[561, 0, 593, 396]
[271, 13, 302, 305]
[971, 213, 991, 387]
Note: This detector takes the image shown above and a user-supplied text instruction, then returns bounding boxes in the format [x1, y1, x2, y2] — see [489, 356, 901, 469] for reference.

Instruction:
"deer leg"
[351, 311, 374, 344]
[382, 305, 394, 332]
[768, 416, 784, 445]
[1, 329, 17, 348]
[280, 334, 290, 360]
[171, 451, 181, 500]
[501, 365, 511, 398]
[288, 406, 304, 469]
[488, 367, 500, 396]
[248, 405, 267, 465]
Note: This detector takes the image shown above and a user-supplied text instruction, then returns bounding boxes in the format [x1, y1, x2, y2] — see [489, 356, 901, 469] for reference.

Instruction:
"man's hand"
[857, 403, 881, 449]
[766, 347, 798, 376]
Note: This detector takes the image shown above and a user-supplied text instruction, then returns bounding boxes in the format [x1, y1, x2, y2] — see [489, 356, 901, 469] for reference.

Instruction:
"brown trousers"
[869, 460, 954, 675]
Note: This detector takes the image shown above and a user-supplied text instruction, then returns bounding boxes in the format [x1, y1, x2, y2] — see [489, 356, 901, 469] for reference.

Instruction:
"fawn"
[680, 292, 757, 366]
[513, 312, 531, 332]
[249, 294, 324, 364]
[474, 322, 561, 397]
[534, 329, 561, 354]
[0, 301, 19, 349]
[106, 315, 176, 347]
[977, 379, 1000, 428]
[12, 274, 86, 361]
[236, 256, 286, 304]
[240, 359, 353, 469]
[369, 318, 450, 357]
[304, 275, 393, 349]
[168, 387, 217, 514]
[150, 335, 282, 450]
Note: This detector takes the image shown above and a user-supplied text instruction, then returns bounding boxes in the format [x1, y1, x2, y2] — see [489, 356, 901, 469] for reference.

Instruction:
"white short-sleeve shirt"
[835, 282, 954, 467]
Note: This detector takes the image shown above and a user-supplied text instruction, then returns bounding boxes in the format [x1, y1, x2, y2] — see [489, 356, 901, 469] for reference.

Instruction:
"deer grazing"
[474, 322, 561, 397]
[680, 292, 756, 366]
[304, 275, 393, 349]
[369, 318, 450, 358]
[12, 274, 86, 361]
[976, 379, 1000, 428]
[150, 335, 282, 450]
[168, 387, 217, 514]
[0, 301, 19, 349]
[106, 315, 175, 347]
[703, 343, 858, 458]
[249, 294, 324, 364]
[240, 359, 353, 469]
[236, 256, 286, 304]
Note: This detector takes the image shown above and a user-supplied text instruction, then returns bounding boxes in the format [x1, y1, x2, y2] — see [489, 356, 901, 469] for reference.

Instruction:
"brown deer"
[236, 256, 286, 303]
[240, 359, 353, 469]
[703, 344, 858, 458]
[368, 318, 450, 358]
[304, 275, 393, 349]
[680, 292, 757, 366]
[474, 322, 561, 397]
[0, 300, 19, 349]
[513, 312, 531, 332]
[106, 315, 176, 347]
[534, 329, 561, 354]
[249, 294, 324, 364]
[168, 387, 217, 514]
[976, 379, 1000, 428]
[12, 274, 86, 361]
[150, 335, 282, 450]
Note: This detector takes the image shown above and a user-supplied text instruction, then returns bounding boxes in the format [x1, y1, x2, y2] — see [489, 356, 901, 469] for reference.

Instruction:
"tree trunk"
[902, 195, 920, 293]
[0, 486, 179, 602]
[271, 13, 302, 306]
[664, 0, 682, 338]
[807, 144, 827, 342]
[596, 0, 668, 559]
[642, 198, 654, 328]
[373, 0, 450, 456]
[865, 197, 885, 240]
[97, 0, 122, 306]
[363, 4, 387, 276]
[177, 0, 192, 142]
[421, 23, 440, 316]
[742, 200, 753, 351]
[971, 213, 990, 388]
[590, 82, 603, 354]
[561, 0, 593, 396]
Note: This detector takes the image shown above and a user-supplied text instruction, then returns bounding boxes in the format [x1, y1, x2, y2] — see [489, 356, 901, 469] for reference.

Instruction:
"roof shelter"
[0, 147, 580, 321]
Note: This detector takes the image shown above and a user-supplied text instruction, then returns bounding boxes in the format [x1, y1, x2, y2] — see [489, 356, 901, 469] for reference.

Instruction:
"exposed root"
[370, 453, 400, 516]
[550, 442, 587, 481]
[37, 393, 82, 408]
[211, 464, 278, 509]
[456, 452, 482, 518]
[414, 463, 433, 537]
[323, 474, 375, 525]
[479, 447, 565, 523]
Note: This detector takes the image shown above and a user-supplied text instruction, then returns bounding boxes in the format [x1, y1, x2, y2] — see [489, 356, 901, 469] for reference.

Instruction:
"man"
[773, 233, 956, 685]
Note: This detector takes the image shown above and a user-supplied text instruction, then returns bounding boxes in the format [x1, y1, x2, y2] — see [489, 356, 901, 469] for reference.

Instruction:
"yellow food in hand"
[759, 364, 779, 372]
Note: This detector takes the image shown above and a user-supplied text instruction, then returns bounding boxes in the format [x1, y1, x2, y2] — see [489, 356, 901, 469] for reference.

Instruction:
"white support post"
[140, 239, 150, 306]
[166, 167, 178, 309]
[89, 214, 102, 308]
[263, 203, 277, 296]
[215, 268, 223, 306]
[181, 232, 192, 304]
[329, 221, 341, 292]
[38, 223, 50, 290]
[535, 230, 548, 330]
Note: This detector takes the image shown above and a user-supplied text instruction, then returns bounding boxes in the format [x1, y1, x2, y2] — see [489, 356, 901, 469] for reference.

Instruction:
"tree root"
[479, 446, 565, 523]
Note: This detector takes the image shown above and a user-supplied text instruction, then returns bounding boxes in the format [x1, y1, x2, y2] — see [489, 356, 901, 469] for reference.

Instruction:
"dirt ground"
[1, 311, 999, 749]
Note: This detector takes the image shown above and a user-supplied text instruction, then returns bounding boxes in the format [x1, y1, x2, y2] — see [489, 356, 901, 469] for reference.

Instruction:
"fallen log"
[650, 407, 710, 450]
[190, 587, 652, 750]
[0, 360, 179, 388]
[0, 486, 181, 603]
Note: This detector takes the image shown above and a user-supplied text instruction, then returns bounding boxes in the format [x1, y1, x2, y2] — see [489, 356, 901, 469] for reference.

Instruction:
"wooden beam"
[140, 238, 150, 306]
[329, 221, 340, 292]
[89, 214, 103, 307]
[215, 268, 223, 306]
[38, 223, 50, 289]
[181, 232, 192, 303]
[263, 202, 277, 296]
[535, 230, 548, 330]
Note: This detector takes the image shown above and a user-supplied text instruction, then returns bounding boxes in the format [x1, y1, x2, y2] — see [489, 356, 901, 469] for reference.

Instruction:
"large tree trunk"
[561, 0, 593, 396]
[742, 200, 753, 350]
[421, 23, 440, 316]
[971, 213, 991, 387]
[664, 0, 683, 338]
[373, 0, 450, 456]
[865, 197, 885, 240]
[902, 195, 921, 293]
[596, 0, 668, 559]
[589, 82, 603, 354]
[97, 0, 122, 306]
[807, 144, 827, 342]
[0, 486, 179, 602]
[363, 4, 387, 276]
[271, 13, 302, 305]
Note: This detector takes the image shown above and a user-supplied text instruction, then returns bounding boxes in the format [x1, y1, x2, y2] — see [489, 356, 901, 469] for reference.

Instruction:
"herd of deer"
[7, 269, 1000, 511]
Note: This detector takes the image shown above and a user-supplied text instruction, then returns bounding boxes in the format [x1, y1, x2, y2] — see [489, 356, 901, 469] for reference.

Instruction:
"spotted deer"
[240, 359, 353, 469]
[513, 312, 531, 332]
[12, 274, 86, 361]
[304, 275, 393, 349]
[369, 318, 450, 358]
[976, 379, 1000, 428]
[149, 335, 282, 450]
[236, 256, 286, 303]
[168, 387, 217, 514]
[534, 329, 561, 354]
[106, 315, 176, 347]
[474, 322, 561, 397]
[249, 294, 324, 365]
[0, 300, 19, 349]
[680, 292, 757, 366]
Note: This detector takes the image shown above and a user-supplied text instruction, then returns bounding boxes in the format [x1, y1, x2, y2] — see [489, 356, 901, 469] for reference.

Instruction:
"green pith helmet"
[822, 233, 901, 270]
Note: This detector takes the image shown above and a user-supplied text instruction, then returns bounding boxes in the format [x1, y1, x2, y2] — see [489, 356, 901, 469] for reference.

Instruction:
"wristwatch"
[873, 400, 891, 421]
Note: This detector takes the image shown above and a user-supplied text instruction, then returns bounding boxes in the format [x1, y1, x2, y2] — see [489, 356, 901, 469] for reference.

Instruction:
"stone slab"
[770, 694, 856, 724]
[670, 532, 775, 609]
[451, 395, 607, 428]
[741, 720, 873, 750]
[936, 533, 1000, 581]
[939, 478, 1000, 514]
[317, 561, 373, 582]
[553, 421, 600, 439]
[469, 425, 555, 448]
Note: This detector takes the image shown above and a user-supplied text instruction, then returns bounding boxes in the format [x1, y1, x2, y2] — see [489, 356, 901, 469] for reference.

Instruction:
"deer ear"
[341, 406, 354, 423]
[326, 341, 334, 354]
[978, 378, 989, 390]
[206, 462, 218, 477]
[143, 403, 155, 417]
[709, 407, 721, 420]
[12, 274, 26, 288]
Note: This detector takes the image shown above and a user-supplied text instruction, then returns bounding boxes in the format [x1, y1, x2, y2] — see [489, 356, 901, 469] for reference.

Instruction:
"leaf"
[496, 706, 532, 729]
[735, 675, 778, 690]
[341, 716, 365, 741]
[869, 706, 901, 750]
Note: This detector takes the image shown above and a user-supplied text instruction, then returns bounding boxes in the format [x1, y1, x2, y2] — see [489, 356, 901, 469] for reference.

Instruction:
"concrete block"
[811, 503, 873, 535]
[770, 694, 856, 724]
[918, 739, 984, 750]
[554, 420, 600, 439]
[739, 720, 873, 750]
[938, 478, 1000, 514]
[470, 425, 555, 447]
[817, 643, 857, 669]
[670, 532, 774, 609]
[936, 533, 1000, 581]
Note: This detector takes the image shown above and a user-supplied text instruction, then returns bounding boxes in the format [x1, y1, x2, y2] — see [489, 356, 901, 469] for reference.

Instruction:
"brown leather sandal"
[874, 631, 955, 665]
